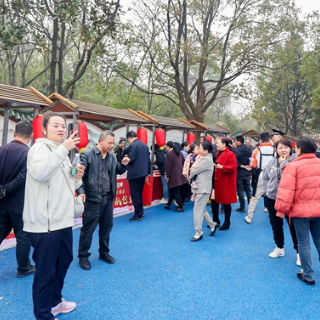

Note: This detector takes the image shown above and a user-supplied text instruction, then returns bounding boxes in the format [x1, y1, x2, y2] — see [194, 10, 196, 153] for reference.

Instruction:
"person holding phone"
[261, 139, 299, 265]
[23, 112, 85, 320]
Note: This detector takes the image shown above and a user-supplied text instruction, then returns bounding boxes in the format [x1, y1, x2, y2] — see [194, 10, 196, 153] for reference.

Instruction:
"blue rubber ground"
[1, 198, 320, 320]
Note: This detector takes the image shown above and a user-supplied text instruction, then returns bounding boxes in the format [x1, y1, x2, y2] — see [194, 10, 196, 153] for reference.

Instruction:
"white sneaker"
[159, 198, 168, 204]
[52, 299, 76, 316]
[296, 253, 301, 266]
[245, 216, 252, 224]
[269, 247, 285, 258]
[263, 207, 268, 212]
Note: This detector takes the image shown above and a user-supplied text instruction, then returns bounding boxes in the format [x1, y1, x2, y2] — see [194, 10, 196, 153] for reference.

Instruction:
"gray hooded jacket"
[261, 153, 297, 200]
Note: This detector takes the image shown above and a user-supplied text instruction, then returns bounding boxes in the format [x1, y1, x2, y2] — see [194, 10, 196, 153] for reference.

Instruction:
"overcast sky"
[295, 0, 320, 13]
[122, 0, 320, 12]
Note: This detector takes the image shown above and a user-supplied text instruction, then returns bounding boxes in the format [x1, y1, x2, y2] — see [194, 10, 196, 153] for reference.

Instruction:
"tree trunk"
[58, 22, 65, 94]
[50, 17, 59, 94]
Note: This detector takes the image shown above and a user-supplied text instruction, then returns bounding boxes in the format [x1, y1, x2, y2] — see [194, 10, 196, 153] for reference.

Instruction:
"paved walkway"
[1, 199, 320, 320]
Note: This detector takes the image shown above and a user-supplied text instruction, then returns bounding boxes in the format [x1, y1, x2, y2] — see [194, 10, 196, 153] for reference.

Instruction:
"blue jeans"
[292, 217, 320, 281]
[161, 175, 169, 199]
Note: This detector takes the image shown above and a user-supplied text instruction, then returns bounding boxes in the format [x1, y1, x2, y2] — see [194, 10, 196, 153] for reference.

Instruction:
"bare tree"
[115, 0, 300, 122]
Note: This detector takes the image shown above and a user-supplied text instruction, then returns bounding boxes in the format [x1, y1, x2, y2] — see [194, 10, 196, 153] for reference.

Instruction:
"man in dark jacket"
[154, 144, 168, 203]
[113, 137, 126, 163]
[77, 131, 128, 270]
[234, 135, 252, 213]
[125, 131, 150, 222]
[0, 121, 34, 277]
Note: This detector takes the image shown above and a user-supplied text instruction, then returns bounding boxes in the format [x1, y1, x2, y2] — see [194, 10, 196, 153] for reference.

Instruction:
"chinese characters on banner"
[113, 179, 133, 208]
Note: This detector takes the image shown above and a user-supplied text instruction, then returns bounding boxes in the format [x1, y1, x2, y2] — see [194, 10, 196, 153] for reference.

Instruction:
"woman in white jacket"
[23, 112, 84, 320]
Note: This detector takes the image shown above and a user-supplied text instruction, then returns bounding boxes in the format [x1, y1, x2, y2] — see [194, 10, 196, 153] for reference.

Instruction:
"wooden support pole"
[1, 107, 10, 146]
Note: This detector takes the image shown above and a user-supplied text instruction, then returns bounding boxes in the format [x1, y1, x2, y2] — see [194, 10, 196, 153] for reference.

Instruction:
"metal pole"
[150, 125, 156, 176]
[1, 108, 10, 146]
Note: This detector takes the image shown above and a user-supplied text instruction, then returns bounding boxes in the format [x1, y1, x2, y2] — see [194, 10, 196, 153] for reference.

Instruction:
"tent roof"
[188, 120, 230, 134]
[72, 100, 150, 124]
[0, 85, 52, 107]
[133, 110, 195, 129]
[46, 93, 150, 124]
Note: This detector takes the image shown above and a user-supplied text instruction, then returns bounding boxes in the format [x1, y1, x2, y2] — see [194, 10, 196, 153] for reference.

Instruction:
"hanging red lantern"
[187, 132, 196, 145]
[155, 128, 166, 147]
[291, 141, 296, 148]
[137, 127, 148, 144]
[32, 114, 44, 141]
[76, 121, 89, 149]
[205, 135, 213, 144]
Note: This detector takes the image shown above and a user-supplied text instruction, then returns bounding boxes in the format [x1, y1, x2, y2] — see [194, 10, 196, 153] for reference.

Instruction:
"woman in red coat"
[213, 137, 237, 230]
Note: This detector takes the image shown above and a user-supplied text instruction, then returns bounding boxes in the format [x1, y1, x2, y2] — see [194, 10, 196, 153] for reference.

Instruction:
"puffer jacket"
[275, 154, 320, 218]
[262, 153, 297, 200]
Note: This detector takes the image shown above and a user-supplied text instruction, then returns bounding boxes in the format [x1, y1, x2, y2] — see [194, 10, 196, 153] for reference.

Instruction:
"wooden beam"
[28, 86, 53, 106]
[177, 117, 195, 129]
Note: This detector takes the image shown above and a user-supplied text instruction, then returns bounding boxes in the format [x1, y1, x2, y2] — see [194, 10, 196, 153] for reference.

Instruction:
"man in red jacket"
[0, 121, 34, 277]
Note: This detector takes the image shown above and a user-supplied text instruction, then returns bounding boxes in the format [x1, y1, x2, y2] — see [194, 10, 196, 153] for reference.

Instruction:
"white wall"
[113, 127, 186, 146]
[0, 116, 16, 145]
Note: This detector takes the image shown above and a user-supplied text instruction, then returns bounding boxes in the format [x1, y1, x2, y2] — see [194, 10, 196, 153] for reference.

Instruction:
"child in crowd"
[183, 142, 203, 196]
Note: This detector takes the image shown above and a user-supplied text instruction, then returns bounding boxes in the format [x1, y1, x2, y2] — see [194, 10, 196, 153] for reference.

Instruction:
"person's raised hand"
[121, 156, 130, 165]
[63, 131, 80, 151]
[76, 165, 85, 179]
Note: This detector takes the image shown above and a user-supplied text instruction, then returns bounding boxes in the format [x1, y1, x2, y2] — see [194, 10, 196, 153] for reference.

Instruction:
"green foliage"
[251, 25, 316, 136]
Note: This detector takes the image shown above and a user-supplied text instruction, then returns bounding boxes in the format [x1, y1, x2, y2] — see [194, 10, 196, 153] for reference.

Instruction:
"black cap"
[271, 129, 284, 136]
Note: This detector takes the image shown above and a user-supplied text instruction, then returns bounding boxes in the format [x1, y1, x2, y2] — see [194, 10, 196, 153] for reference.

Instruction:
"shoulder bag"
[61, 168, 84, 219]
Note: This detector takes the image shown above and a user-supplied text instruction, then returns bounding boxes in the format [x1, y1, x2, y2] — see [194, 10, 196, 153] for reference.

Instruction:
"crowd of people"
[151, 130, 320, 288]
[1, 115, 320, 319]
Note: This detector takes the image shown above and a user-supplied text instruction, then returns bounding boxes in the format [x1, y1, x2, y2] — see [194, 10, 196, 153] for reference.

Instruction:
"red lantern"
[155, 128, 166, 147]
[187, 132, 196, 145]
[32, 115, 44, 141]
[291, 141, 296, 148]
[205, 135, 213, 144]
[77, 121, 89, 149]
[137, 127, 148, 144]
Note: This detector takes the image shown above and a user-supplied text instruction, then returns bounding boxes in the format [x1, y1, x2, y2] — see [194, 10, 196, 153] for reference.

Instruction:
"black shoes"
[210, 224, 219, 236]
[99, 254, 115, 264]
[17, 265, 36, 278]
[191, 235, 203, 242]
[236, 208, 246, 213]
[297, 271, 315, 285]
[174, 208, 184, 212]
[129, 215, 144, 222]
[219, 223, 230, 231]
[164, 205, 171, 210]
[79, 257, 91, 270]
